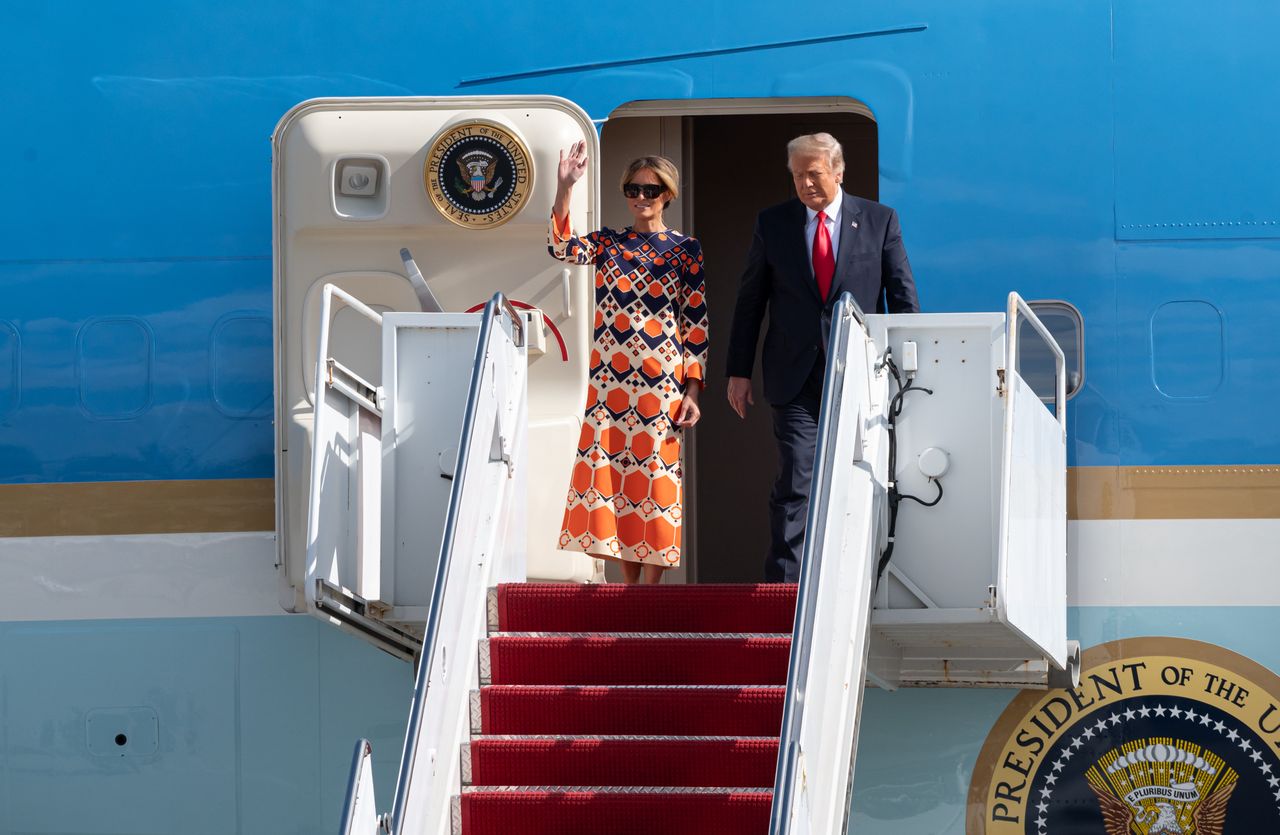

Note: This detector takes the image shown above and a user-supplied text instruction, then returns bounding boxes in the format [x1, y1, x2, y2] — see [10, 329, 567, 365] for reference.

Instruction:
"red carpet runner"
[454, 582, 798, 835]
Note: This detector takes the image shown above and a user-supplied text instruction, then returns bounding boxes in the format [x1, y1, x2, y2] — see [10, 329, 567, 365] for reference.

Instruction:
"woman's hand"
[675, 381, 703, 428]
[558, 141, 589, 189]
[554, 141, 589, 221]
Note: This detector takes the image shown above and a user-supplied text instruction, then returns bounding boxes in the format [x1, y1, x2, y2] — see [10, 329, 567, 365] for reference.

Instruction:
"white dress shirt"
[804, 194, 843, 274]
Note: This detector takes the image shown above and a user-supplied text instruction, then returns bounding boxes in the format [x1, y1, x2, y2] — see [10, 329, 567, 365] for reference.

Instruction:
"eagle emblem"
[454, 150, 502, 202]
[424, 120, 533, 228]
[1086, 740, 1237, 835]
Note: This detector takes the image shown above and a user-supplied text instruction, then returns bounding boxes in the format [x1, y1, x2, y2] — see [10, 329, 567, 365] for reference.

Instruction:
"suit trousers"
[765, 354, 824, 582]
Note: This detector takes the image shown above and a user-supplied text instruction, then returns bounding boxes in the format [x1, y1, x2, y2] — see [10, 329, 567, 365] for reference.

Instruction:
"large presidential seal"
[424, 120, 533, 228]
[968, 637, 1280, 834]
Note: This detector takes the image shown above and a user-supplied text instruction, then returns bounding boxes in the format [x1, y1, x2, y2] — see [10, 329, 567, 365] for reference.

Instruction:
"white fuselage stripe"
[0, 532, 283, 621]
[2, 521, 1276, 622]
[1069, 519, 1280, 606]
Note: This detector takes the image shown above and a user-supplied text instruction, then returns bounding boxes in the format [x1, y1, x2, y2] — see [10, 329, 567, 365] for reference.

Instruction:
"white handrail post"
[1005, 291, 1067, 432]
[770, 292, 886, 835]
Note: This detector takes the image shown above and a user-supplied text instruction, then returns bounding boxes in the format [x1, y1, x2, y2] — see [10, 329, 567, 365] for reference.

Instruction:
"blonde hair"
[619, 155, 680, 207]
[786, 133, 845, 177]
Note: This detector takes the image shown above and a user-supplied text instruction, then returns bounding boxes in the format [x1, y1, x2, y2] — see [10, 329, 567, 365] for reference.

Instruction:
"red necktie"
[813, 211, 835, 301]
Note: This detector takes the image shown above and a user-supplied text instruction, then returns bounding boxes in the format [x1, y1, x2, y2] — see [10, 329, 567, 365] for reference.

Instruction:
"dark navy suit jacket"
[726, 192, 919, 404]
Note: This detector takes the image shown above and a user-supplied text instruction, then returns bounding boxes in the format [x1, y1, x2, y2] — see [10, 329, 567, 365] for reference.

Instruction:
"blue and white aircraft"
[2, 3, 1277, 833]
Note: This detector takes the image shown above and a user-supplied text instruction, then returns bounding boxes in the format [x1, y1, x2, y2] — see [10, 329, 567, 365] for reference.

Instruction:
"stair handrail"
[995, 292, 1071, 675]
[306, 283, 416, 656]
[1005, 291, 1066, 430]
[384, 292, 527, 835]
[340, 739, 381, 833]
[770, 291, 885, 835]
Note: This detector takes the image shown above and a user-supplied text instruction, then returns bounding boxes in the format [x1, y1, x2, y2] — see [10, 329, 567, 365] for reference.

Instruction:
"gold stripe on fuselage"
[0, 467, 1277, 537]
[0, 479, 274, 537]
[1069, 465, 1280, 520]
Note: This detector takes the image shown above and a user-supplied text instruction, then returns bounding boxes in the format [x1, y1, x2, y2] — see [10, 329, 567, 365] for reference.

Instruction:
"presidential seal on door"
[424, 120, 533, 228]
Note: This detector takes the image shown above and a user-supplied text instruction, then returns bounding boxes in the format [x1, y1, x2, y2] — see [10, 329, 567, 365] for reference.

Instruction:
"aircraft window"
[1015, 300, 1084, 403]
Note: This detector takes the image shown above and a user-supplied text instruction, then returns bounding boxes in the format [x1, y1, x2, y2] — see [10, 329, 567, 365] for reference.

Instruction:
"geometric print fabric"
[549, 214, 709, 566]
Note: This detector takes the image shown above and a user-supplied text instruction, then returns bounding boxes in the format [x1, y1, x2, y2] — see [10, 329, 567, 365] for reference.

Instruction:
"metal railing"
[340, 739, 381, 833]
[770, 292, 881, 835]
[387, 292, 525, 834]
[307, 284, 424, 659]
[996, 292, 1071, 676]
[1005, 292, 1066, 430]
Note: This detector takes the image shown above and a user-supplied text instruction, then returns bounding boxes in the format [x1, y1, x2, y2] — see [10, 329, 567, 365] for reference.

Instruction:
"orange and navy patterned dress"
[550, 213, 709, 567]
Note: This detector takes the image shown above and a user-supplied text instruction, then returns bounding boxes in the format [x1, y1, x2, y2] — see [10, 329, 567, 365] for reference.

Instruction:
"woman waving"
[549, 142, 709, 584]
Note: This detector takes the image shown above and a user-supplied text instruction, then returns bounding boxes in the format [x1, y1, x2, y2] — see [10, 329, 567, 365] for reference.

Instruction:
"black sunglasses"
[622, 183, 666, 199]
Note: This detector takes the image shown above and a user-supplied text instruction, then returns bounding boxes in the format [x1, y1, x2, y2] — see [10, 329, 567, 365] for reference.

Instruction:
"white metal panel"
[304, 379, 361, 603]
[391, 301, 527, 835]
[773, 298, 888, 835]
[863, 314, 1004, 610]
[995, 293, 1068, 670]
[997, 371, 1068, 667]
[860, 303, 1069, 688]
[274, 96, 599, 609]
[381, 313, 482, 616]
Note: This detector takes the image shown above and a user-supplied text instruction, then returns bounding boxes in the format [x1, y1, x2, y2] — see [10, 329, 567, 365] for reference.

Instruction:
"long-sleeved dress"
[549, 213, 709, 567]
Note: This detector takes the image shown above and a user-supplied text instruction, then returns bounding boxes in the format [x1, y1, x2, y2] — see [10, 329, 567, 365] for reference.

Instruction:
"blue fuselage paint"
[3, 2, 1279, 833]
[4, 1, 1279, 480]
[0, 615, 411, 834]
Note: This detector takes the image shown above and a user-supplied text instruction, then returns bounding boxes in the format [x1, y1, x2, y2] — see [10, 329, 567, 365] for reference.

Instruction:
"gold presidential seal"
[424, 120, 533, 228]
[968, 637, 1280, 834]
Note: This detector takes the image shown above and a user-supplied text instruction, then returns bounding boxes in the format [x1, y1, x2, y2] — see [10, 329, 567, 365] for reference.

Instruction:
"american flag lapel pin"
[851, 220, 859, 229]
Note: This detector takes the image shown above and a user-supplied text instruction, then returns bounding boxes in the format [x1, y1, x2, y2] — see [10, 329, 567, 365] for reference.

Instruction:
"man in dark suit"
[726, 133, 919, 582]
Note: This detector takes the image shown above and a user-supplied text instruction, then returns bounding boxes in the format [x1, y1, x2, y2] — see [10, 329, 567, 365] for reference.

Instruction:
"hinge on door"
[996, 368, 1007, 397]
[986, 584, 998, 610]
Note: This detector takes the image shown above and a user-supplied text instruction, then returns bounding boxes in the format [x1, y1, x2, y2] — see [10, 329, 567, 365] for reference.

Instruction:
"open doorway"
[601, 99, 878, 583]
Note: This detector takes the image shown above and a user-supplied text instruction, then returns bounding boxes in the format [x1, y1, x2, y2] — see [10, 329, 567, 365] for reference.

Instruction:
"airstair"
[272, 96, 1075, 834]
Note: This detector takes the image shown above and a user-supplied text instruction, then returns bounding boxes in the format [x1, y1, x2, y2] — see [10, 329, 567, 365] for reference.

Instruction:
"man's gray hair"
[786, 133, 845, 176]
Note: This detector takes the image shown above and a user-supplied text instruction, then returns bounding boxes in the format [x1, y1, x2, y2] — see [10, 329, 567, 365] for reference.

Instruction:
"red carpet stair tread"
[465, 736, 781, 787]
[474, 685, 786, 736]
[454, 582, 798, 834]
[494, 582, 799, 633]
[458, 789, 775, 835]
[483, 634, 792, 685]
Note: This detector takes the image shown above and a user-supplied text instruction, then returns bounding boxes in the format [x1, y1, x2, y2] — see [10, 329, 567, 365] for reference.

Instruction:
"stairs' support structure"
[313, 290, 1072, 835]
[275, 99, 1073, 834]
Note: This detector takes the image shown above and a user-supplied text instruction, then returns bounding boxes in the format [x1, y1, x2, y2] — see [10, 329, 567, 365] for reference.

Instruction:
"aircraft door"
[273, 96, 600, 615]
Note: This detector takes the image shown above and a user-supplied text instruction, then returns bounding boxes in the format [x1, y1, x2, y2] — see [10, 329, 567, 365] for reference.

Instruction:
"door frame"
[601, 96, 877, 581]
